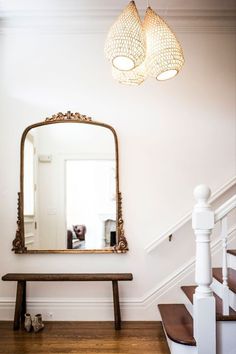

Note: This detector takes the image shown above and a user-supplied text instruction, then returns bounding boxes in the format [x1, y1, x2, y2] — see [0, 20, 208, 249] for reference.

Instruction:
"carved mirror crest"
[12, 111, 128, 254]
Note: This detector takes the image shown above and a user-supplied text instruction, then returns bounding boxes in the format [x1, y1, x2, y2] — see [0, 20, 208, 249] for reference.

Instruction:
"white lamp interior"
[157, 69, 178, 81]
[112, 56, 135, 71]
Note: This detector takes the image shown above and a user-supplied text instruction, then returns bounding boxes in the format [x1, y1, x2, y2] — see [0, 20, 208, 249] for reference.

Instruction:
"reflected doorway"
[65, 159, 116, 249]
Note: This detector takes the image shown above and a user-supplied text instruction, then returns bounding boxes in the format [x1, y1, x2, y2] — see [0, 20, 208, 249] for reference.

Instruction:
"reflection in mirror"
[23, 123, 116, 251]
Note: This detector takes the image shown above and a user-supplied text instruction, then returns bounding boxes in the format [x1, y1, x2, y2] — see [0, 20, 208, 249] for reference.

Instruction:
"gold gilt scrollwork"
[12, 193, 26, 253]
[114, 192, 128, 253]
[45, 111, 92, 122]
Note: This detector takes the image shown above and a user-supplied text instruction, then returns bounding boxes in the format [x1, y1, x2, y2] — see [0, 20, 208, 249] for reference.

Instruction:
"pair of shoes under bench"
[24, 313, 44, 333]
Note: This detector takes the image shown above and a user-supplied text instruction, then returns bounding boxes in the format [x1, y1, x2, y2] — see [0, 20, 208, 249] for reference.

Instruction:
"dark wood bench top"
[2, 273, 133, 282]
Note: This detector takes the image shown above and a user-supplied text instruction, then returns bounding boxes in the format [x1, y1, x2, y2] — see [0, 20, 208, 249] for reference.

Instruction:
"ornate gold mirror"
[12, 111, 128, 254]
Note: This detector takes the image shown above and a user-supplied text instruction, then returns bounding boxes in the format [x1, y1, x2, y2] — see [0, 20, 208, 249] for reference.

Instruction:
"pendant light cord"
[145, 1, 169, 16]
[164, 1, 169, 17]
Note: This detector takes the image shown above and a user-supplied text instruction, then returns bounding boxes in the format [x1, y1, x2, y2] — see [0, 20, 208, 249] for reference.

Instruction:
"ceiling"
[0, 0, 236, 34]
[1, 0, 236, 11]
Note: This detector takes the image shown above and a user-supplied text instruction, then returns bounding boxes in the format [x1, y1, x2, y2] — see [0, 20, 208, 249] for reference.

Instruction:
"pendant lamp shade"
[104, 1, 146, 71]
[143, 7, 184, 80]
[112, 61, 147, 86]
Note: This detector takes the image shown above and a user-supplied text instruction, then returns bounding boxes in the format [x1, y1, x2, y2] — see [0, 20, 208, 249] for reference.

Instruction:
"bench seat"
[2, 272, 133, 330]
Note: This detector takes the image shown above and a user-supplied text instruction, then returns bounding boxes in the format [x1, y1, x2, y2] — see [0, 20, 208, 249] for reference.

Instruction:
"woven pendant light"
[143, 7, 184, 81]
[112, 61, 147, 85]
[104, 1, 146, 71]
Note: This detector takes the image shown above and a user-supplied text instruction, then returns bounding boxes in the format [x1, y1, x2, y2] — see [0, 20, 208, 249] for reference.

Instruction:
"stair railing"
[214, 194, 236, 315]
[192, 184, 236, 353]
[192, 185, 216, 354]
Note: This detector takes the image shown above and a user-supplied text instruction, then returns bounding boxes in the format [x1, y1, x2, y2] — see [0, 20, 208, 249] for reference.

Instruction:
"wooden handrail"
[145, 176, 236, 253]
[214, 194, 236, 223]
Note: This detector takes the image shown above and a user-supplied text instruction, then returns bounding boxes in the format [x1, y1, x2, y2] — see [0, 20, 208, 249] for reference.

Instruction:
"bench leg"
[21, 281, 26, 325]
[13, 281, 26, 330]
[112, 280, 121, 330]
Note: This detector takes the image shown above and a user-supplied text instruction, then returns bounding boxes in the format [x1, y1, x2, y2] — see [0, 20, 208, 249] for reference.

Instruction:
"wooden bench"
[2, 273, 133, 331]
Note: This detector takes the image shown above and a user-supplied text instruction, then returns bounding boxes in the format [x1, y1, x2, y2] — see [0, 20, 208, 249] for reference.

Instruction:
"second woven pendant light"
[143, 6, 184, 81]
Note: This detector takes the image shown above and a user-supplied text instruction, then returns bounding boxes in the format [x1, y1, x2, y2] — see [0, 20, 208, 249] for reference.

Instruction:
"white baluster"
[221, 216, 229, 315]
[192, 185, 216, 354]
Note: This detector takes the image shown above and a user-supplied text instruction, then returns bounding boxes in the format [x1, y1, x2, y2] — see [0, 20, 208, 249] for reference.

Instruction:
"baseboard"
[0, 297, 148, 321]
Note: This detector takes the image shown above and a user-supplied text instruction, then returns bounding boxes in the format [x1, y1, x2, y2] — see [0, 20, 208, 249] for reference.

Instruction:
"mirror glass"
[23, 123, 116, 251]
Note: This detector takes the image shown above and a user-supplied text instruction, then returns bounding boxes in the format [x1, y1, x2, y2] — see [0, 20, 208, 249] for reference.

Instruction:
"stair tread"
[158, 304, 196, 346]
[227, 249, 236, 256]
[181, 285, 236, 321]
[213, 267, 236, 294]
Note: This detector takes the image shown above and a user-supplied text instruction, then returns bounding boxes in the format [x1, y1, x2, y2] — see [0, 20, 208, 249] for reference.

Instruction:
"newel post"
[192, 185, 216, 354]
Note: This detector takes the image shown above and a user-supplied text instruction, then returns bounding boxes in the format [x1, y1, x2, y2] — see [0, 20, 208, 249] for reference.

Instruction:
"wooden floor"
[0, 321, 170, 354]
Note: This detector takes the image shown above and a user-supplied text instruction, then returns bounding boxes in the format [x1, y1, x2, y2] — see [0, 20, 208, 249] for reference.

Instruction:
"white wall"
[0, 2, 236, 321]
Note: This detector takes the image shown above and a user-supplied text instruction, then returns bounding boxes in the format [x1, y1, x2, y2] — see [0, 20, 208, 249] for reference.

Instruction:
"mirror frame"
[12, 111, 128, 254]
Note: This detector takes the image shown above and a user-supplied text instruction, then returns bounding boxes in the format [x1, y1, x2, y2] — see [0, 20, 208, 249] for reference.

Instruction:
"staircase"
[158, 185, 236, 354]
